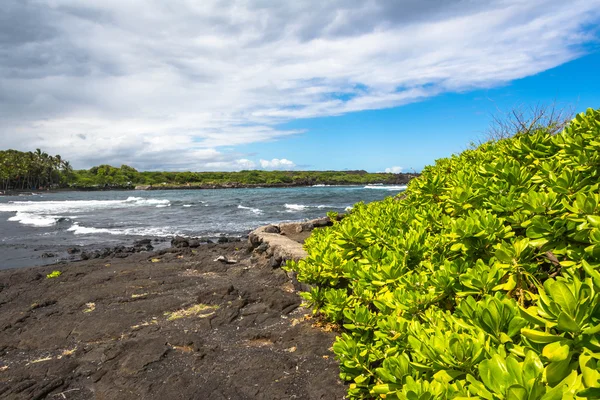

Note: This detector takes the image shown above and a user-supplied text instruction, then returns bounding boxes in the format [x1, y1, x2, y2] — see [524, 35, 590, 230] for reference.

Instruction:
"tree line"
[0, 149, 73, 191]
[0, 150, 415, 191]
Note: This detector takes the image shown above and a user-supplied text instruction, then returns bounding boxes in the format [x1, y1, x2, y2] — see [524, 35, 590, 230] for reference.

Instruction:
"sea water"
[0, 185, 406, 269]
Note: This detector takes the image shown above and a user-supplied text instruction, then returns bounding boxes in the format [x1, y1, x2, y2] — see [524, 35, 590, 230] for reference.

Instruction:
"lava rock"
[171, 236, 189, 248]
[263, 225, 280, 234]
[254, 243, 269, 254]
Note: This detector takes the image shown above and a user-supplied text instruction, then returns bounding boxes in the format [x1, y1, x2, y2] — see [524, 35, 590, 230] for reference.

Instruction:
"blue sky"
[249, 51, 600, 172]
[1, 0, 600, 172]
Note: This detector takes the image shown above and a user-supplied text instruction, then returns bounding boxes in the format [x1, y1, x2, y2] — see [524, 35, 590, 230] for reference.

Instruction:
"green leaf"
[587, 215, 600, 227]
[522, 351, 543, 383]
[506, 385, 528, 400]
[579, 351, 600, 388]
[495, 248, 513, 263]
[556, 312, 580, 333]
[433, 369, 464, 383]
[582, 260, 600, 288]
[547, 281, 577, 317]
[542, 341, 570, 362]
[479, 354, 510, 394]
[545, 356, 573, 386]
[521, 329, 563, 344]
[371, 384, 391, 394]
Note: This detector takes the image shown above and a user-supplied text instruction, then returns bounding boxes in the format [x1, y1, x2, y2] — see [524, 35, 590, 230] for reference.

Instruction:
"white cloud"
[259, 158, 296, 170]
[385, 166, 403, 173]
[1, 0, 599, 170]
[235, 159, 257, 170]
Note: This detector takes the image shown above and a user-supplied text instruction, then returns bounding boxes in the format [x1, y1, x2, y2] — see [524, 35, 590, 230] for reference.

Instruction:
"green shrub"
[288, 108, 600, 399]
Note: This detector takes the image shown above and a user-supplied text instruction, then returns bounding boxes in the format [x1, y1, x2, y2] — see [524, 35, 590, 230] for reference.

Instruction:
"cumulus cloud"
[1, 0, 599, 170]
[259, 159, 296, 170]
[385, 166, 403, 173]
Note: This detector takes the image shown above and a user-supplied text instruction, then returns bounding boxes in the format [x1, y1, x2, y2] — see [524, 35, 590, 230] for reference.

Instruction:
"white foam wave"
[8, 212, 59, 227]
[285, 204, 307, 211]
[182, 204, 192, 208]
[284, 204, 331, 212]
[126, 197, 170, 206]
[67, 224, 112, 235]
[238, 205, 263, 215]
[0, 197, 171, 214]
[363, 185, 407, 191]
[1, 197, 172, 228]
[67, 223, 178, 237]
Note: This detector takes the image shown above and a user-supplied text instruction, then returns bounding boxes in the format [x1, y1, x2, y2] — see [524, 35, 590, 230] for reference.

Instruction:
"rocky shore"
[0, 220, 345, 399]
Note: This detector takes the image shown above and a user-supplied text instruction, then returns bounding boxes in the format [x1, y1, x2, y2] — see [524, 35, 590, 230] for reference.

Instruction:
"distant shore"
[0, 180, 414, 195]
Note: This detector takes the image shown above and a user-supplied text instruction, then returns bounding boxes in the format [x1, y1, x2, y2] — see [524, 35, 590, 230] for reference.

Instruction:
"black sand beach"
[0, 235, 345, 399]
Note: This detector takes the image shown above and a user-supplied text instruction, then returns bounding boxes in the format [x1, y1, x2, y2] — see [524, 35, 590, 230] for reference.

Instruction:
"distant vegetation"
[288, 108, 600, 399]
[0, 149, 73, 191]
[0, 151, 415, 191]
[72, 166, 415, 188]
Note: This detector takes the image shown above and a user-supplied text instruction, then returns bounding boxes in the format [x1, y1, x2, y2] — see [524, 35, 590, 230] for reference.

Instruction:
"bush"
[288, 108, 600, 399]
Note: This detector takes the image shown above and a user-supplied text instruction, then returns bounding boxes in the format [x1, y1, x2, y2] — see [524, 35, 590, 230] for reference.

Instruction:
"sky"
[1, 0, 599, 172]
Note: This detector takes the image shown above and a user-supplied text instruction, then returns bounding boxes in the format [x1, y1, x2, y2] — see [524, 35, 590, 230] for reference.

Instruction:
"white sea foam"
[285, 204, 307, 211]
[284, 204, 330, 211]
[67, 223, 178, 237]
[67, 224, 112, 235]
[363, 185, 407, 191]
[182, 204, 192, 208]
[0, 197, 170, 214]
[8, 212, 59, 227]
[237, 205, 263, 215]
[0, 197, 171, 227]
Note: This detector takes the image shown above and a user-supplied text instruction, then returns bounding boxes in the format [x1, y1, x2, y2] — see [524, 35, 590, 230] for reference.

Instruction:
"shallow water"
[0, 185, 406, 269]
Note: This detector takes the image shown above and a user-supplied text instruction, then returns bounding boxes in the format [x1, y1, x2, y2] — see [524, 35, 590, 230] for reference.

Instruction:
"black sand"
[0, 242, 345, 399]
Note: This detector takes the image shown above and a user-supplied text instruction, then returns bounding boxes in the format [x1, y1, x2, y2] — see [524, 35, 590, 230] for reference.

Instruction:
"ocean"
[0, 185, 406, 269]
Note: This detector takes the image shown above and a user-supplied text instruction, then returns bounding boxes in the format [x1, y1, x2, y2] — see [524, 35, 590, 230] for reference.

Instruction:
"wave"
[125, 197, 170, 206]
[0, 197, 172, 228]
[237, 205, 263, 215]
[182, 204, 192, 208]
[0, 197, 171, 214]
[7, 212, 62, 227]
[67, 223, 178, 237]
[363, 185, 407, 191]
[284, 204, 331, 212]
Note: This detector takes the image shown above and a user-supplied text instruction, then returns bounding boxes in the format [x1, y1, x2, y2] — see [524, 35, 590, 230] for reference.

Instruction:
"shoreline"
[0, 220, 345, 399]
[0, 180, 412, 196]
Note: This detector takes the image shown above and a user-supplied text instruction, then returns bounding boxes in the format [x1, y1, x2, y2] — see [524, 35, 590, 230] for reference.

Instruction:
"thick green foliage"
[289, 108, 600, 399]
[1, 149, 415, 190]
[70, 168, 414, 188]
[0, 149, 72, 190]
